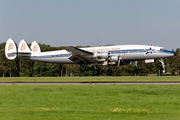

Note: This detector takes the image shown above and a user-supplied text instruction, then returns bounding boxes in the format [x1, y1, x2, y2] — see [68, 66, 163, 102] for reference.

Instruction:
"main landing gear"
[93, 69, 112, 76]
[93, 69, 99, 76]
[106, 70, 112, 76]
[93, 65, 99, 76]
[93, 65, 113, 76]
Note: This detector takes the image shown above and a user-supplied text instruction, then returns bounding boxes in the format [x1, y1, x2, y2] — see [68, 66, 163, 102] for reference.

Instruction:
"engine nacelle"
[94, 52, 109, 59]
[110, 55, 118, 62]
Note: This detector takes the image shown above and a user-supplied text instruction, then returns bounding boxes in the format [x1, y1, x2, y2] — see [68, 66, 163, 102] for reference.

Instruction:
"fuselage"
[19, 45, 174, 65]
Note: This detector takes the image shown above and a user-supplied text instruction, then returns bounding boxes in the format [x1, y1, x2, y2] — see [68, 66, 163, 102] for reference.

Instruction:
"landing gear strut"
[159, 59, 166, 73]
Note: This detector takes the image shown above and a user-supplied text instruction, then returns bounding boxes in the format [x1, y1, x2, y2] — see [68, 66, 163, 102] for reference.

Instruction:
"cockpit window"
[160, 48, 165, 50]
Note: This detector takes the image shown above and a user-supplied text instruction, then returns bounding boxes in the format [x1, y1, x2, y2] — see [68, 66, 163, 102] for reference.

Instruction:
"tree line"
[0, 42, 179, 77]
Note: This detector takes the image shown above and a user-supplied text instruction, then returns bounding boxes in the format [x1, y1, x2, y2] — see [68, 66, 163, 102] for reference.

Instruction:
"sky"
[0, 0, 180, 50]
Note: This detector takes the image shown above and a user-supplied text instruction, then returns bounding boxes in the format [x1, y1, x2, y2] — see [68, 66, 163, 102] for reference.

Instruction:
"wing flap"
[68, 55, 88, 65]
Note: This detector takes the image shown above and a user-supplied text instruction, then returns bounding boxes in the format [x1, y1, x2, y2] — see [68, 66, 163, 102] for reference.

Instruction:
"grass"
[0, 76, 180, 82]
[0, 85, 180, 120]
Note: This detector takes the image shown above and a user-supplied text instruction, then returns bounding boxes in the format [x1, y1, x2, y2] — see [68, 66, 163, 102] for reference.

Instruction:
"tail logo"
[21, 43, 26, 51]
[33, 45, 38, 52]
[8, 43, 13, 51]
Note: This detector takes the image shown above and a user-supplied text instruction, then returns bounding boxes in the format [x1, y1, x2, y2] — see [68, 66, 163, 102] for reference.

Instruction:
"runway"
[1, 81, 180, 85]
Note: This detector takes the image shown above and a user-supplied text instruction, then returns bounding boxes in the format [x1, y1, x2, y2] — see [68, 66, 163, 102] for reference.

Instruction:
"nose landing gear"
[159, 59, 166, 73]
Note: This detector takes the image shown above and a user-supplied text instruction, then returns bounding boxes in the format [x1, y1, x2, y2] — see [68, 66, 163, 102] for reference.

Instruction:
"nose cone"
[160, 50, 175, 58]
[170, 51, 175, 57]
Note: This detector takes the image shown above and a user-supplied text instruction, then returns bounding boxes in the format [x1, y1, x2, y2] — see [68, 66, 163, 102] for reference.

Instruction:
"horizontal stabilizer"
[5, 38, 18, 60]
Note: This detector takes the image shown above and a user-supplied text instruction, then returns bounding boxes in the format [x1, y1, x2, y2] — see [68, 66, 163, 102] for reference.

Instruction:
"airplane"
[5, 38, 175, 75]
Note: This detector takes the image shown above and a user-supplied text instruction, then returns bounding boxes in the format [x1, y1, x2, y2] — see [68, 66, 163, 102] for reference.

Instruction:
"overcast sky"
[1, 0, 180, 50]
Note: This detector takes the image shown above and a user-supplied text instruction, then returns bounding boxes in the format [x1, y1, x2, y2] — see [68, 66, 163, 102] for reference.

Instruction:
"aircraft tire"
[106, 70, 112, 76]
[93, 70, 99, 76]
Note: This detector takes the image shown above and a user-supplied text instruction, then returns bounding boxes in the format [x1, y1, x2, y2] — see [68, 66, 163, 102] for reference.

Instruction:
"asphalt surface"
[1, 81, 180, 85]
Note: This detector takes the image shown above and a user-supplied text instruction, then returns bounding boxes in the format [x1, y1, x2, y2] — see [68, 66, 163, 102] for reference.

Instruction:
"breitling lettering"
[86, 48, 120, 52]
[33, 45, 38, 52]
[21, 43, 26, 51]
[8, 43, 13, 51]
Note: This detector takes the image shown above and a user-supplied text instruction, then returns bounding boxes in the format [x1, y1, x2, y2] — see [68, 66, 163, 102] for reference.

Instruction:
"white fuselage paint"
[19, 45, 174, 64]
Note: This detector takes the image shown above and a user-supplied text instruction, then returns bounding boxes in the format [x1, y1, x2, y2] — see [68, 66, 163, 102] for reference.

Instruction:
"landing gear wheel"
[93, 70, 99, 76]
[106, 70, 112, 76]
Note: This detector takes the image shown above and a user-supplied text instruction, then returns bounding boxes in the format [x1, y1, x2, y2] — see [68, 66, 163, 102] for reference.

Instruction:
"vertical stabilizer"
[18, 39, 31, 53]
[5, 38, 18, 60]
[30, 41, 41, 53]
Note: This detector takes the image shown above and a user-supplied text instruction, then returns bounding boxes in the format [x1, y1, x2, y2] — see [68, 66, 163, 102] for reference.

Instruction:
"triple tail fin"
[5, 38, 18, 60]
[30, 41, 41, 53]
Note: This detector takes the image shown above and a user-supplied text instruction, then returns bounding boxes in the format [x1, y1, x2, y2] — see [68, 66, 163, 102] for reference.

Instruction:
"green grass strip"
[0, 76, 180, 82]
[0, 85, 180, 120]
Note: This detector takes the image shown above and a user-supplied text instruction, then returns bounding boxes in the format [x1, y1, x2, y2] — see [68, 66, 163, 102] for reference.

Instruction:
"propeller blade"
[135, 61, 137, 67]
[117, 59, 121, 66]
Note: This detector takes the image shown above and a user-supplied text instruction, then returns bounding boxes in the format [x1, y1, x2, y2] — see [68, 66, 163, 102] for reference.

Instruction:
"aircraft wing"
[66, 46, 93, 56]
[65, 46, 99, 65]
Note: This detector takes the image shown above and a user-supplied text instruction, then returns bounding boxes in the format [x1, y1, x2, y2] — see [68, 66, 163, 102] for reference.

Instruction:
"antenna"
[151, 42, 154, 46]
